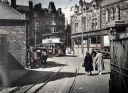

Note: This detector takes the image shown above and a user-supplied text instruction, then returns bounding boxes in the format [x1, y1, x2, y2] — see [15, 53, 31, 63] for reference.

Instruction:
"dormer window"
[93, 5, 96, 8]
[83, 8, 86, 11]
[92, 0, 97, 9]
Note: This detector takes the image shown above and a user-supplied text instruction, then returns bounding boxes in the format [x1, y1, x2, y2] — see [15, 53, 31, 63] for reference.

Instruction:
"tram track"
[66, 69, 78, 93]
[34, 59, 80, 93]
[65, 58, 81, 93]
[65, 67, 80, 93]
[9, 66, 64, 93]
[8, 57, 81, 93]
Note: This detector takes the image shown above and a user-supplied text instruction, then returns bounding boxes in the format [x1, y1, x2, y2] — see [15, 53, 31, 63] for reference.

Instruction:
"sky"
[8, 0, 92, 23]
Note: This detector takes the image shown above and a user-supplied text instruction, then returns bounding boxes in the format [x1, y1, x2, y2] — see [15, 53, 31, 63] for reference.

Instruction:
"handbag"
[82, 63, 85, 67]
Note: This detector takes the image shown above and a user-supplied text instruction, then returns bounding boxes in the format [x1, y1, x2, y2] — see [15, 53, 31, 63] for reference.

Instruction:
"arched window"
[115, 5, 120, 20]
[110, 7, 114, 21]
[106, 9, 109, 22]
[112, 7, 116, 20]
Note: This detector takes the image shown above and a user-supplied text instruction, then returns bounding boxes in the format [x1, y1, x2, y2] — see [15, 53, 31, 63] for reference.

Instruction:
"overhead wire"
[64, 0, 72, 10]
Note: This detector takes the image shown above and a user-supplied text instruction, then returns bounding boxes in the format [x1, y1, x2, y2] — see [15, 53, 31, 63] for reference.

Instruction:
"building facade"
[32, 2, 65, 46]
[71, 0, 128, 56]
[7, 0, 65, 46]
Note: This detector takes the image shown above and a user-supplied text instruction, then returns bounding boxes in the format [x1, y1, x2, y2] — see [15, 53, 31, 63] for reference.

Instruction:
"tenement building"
[71, 0, 128, 55]
[32, 1, 65, 46]
[10, 0, 65, 46]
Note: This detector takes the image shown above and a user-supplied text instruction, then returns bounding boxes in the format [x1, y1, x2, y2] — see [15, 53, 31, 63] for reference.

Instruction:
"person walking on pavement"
[41, 50, 48, 64]
[95, 50, 105, 75]
[91, 49, 97, 59]
[83, 51, 93, 75]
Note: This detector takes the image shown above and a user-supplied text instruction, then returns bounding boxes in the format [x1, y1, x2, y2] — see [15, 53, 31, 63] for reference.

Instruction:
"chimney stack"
[2, 0, 9, 5]
[58, 8, 62, 14]
[48, 1, 56, 13]
[29, 1, 33, 11]
[38, 3, 42, 9]
[11, 0, 16, 9]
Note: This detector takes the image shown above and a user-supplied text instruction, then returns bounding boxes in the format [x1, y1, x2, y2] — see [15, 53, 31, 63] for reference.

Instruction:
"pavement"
[72, 59, 110, 93]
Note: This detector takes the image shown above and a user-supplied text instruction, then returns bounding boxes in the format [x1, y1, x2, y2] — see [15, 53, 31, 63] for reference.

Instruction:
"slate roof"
[100, 0, 121, 6]
[0, 1, 24, 19]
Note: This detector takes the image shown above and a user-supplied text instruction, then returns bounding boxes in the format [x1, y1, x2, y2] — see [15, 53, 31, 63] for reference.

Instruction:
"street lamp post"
[87, 33, 89, 51]
[34, 19, 39, 46]
[34, 30, 37, 46]
[82, 17, 86, 56]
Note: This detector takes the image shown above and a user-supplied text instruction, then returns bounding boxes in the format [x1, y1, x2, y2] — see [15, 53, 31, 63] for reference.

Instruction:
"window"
[115, 6, 120, 20]
[106, 9, 109, 22]
[97, 35, 101, 44]
[75, 23, 78, 32]
[82, 17, 86, 30]
[109, 7, 115, 22]
[91, 36, 96, 44]
[113, 8, 116, 20]
[92, 18, 97, 29]
[75, 39, 81, 45]
[34, 13, 38, 18]
[91, 36, 101, 44]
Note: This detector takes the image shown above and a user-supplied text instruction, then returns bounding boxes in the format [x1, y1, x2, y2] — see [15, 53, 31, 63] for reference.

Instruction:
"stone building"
[31, 1, 65, 46]
[8, 0, 65, 46]
[71, 0, 128, 56]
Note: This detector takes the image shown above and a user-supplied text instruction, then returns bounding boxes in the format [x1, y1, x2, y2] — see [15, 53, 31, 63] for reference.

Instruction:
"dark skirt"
[84, 61, 93, 72]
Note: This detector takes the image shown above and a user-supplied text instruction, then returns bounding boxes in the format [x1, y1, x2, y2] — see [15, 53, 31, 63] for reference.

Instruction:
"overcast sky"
[8, 0, 92, 23]
[8, 0, 92, 10]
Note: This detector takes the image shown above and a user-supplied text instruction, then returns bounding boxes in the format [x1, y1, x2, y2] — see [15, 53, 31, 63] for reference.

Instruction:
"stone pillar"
[108, 21, 128, 93]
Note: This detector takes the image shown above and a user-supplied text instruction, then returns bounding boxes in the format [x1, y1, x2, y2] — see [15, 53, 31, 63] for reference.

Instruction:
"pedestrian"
[41, 50, 48, 64]
[95, 50, 105, 75]
[91, 49, 97, 59]
[83, 51, 93, 75]
[32, 49, 38, 67]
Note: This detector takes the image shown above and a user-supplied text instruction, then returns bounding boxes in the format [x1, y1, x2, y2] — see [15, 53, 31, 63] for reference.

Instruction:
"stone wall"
[0, 19, 29, 68]
[110, 28, 128, 93]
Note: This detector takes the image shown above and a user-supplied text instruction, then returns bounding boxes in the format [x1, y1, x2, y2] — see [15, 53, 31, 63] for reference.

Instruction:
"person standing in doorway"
[83, 51, 93, 75]
[95, 50, 105, 75]
[32, 49, 38, 68]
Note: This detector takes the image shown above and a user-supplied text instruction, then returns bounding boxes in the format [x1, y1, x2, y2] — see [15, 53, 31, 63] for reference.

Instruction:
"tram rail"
[9, 66, 64, 93]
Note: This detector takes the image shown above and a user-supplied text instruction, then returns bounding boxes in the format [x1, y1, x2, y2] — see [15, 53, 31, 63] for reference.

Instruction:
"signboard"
[42, 38, 61, 44]
[104, 35, 110, 46]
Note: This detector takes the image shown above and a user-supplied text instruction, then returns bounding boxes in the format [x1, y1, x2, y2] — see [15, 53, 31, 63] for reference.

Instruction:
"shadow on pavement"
[11, 71, 85, 87]
[54, 55, 77, 57]
[30, 61, 67, 69]
[39, 61, 67, 68]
